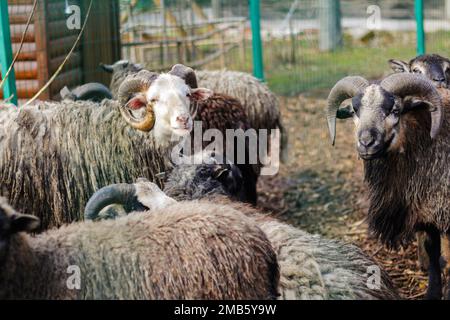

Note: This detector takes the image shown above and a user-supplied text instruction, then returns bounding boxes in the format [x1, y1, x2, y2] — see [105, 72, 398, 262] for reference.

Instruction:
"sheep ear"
[10, 214, 40, 234]
[127, 95, 147, 110]
[214, 165, 243, 194]
[336, 104, 354, 119]
[100, 63, 114, 73]
[389, 59, 410, 73]
[191, 88, 213, 101]
[403, 99, 433, 114]
[213, 167, 229, 180]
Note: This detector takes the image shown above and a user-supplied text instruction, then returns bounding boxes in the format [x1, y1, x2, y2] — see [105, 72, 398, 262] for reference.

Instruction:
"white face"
[146, 74, 194, 137]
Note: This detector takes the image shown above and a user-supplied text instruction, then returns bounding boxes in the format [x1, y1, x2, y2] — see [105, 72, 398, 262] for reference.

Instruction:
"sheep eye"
[392, 108, 400, 116]
[413, 68, 421, 74]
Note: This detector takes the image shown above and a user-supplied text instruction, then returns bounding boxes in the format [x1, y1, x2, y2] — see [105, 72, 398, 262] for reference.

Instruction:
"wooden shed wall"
[4, 0, 120, 101]
[81, 0, 121, 85]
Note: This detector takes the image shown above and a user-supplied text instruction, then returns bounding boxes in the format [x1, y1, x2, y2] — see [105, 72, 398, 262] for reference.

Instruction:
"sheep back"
[1, 202, 279, 300]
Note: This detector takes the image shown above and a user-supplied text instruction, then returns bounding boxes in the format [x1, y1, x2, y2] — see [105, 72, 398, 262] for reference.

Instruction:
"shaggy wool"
[0, 100, 173, 230]
[0, 198, 279, 300]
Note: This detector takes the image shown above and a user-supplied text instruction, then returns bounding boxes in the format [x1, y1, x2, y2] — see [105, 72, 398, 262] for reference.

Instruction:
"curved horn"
[100, 63, 114, 73]
[118, 71, 158, 132]
[71, 83, 113, 102]
[169, 64, 198, 88]
[60, 86, 76, 101]
[381, 73, 443, 139]
[327, 76, 369, 145]
[84, 184, 137, 220]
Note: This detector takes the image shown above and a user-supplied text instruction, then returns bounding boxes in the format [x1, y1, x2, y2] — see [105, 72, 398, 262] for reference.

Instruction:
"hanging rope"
[0, 0, 38, 91]
[24, 0, 93, 107]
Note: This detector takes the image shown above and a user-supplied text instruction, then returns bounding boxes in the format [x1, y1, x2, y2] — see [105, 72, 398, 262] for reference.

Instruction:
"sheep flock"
[1, 53, 449, 301]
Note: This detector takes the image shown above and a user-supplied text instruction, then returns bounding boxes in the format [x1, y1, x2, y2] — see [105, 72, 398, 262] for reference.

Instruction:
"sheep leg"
[424, 226, 442, 300]
[443, 233, 450, 300]
[417, 231, 430, 271]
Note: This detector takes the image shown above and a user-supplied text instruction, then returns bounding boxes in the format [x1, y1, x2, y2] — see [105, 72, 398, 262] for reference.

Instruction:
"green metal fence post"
[319, 0, 342, 52]
[249, 0, 264, 82]
[0, 0, 17, 105]
[415, 0, 425, 55]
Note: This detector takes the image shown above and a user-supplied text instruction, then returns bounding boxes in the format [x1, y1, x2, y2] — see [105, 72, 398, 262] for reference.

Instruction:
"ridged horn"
[169, 64, 198, 88]
[100, 63, 114, 73]
[381, 73, 443, 139]
[327, 76, 369, 145]
[118, 71, 158, 132]
[84, 184, 137, 220]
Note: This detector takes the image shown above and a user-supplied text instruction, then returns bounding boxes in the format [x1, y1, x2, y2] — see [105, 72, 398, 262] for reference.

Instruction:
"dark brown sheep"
[327, 73, 450, 299]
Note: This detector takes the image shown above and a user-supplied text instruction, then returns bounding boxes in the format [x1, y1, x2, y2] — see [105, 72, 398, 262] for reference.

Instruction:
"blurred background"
[4, 0, 450, 101]
[117, 0, 450, 96]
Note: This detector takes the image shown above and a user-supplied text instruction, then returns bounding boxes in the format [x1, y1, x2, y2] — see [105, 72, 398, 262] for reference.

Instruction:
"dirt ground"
[256, 95, 428, 300]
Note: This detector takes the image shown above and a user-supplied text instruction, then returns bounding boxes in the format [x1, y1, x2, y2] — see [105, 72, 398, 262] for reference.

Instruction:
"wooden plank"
[34, 0, 50, 100]
[48, 35, 79, 58]
[0, 80, 38, 99]
[10, 31, 34, 43]
[49, 68, 82, 96]
[81, 0, 120, 84]
[7, 0, 35, 5]
[46, 0, 81, 22]
[14, 50, 36, 61]
[49, 51, 81, 74]
[2, 68, 37, 80]
[47, 20, 78, 41]
[9, 14, 34, 25]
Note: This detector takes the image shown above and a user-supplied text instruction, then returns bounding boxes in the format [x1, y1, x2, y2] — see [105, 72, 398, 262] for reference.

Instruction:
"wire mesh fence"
[3, 0, 450, 102]
[3, 0, 120, 104]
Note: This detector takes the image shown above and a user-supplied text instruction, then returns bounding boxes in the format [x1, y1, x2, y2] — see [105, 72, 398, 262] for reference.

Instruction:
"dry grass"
[256, 96, 428, 300]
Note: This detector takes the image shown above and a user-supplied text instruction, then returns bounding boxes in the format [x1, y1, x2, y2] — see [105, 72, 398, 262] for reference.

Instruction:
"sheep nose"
[433, 77, 446, 87]
[359, 130, 376, 147]
[176, 115, 189, 124]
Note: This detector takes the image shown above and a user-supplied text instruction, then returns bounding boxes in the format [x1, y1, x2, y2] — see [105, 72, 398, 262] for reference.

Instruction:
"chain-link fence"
[3, 0, 450, 102]
[119, 0, 450, 97]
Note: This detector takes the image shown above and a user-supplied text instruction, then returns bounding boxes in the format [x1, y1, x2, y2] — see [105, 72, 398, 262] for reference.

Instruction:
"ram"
[389, 53, 450, 271]
[101, 60, 289, 162]
[170, 64, 261, 204]
[87, 152, 399, 300]
[0, 66, 212, 230]
[327, 73, 450, 299]
[0, 197, 279, 300]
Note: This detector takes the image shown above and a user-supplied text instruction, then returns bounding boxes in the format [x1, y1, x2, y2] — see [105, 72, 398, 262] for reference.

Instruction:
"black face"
[194, 163, 245, 200]
[353, 88, 401, 160]
[411, 54, 450, 88]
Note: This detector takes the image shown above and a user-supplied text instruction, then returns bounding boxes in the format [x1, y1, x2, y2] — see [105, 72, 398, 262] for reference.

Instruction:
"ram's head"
[117, 65, 213, 140]
[327, 73, 442, 160]
[389, 54, 450, 88]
